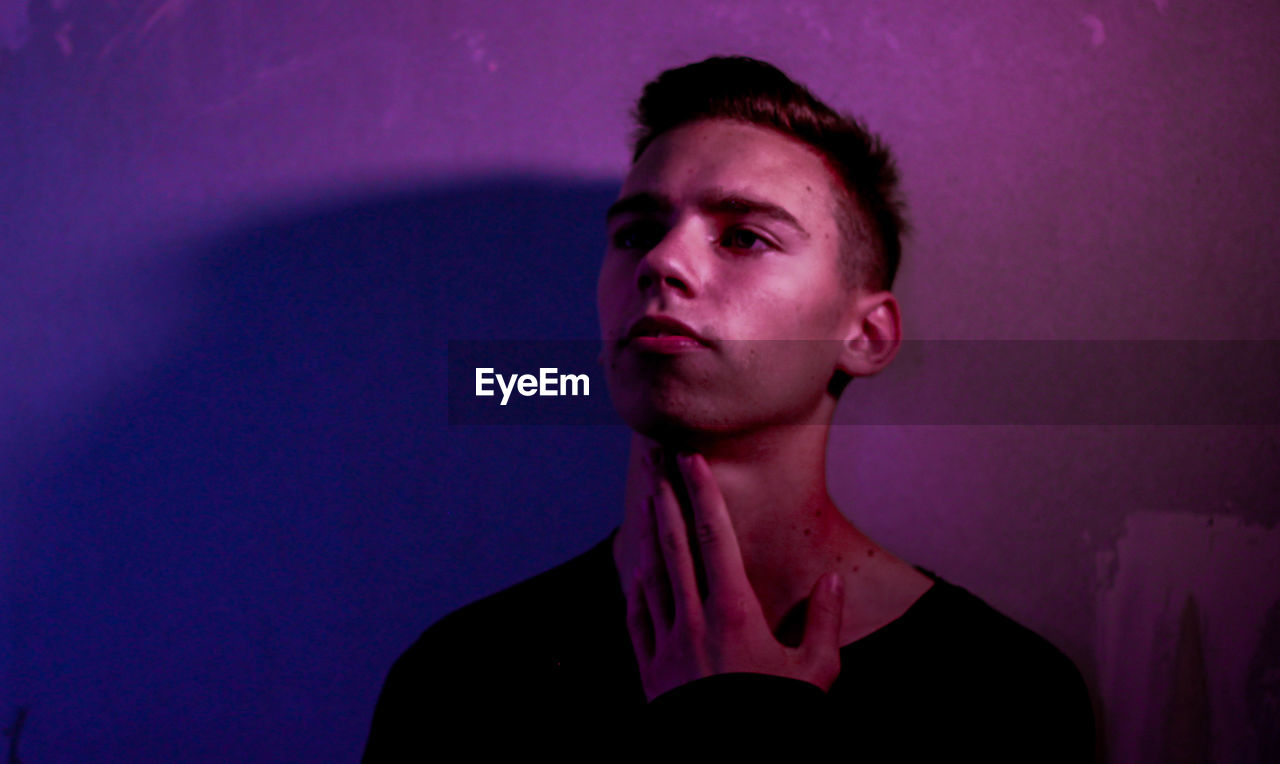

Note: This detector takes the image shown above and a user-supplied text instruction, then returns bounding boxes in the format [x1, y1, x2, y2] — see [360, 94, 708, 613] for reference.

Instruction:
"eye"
[719, 227, 775, 253]
[610, 221, 665, 252]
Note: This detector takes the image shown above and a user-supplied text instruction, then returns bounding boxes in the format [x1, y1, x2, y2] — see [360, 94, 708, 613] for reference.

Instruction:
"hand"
[624, 450, 845, 702]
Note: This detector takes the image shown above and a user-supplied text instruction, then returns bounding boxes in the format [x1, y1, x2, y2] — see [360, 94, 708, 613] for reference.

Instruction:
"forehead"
[620, 119, 842, 231]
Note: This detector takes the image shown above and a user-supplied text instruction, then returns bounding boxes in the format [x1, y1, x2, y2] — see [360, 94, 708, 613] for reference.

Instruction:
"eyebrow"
[606, 189, 810, 239]
[605, 192, 671, 221]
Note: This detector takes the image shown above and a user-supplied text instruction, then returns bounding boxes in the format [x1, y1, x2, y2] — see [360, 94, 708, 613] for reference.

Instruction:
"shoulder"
[915, 574, 1080, 670]
[363, 535, 623, 758]
[886, 572, 1088, 699]
[838, 571, 1095, 760]
[397, 534, 619, 674]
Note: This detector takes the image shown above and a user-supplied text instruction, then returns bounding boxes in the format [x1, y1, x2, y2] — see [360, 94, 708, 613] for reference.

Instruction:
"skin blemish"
[867, 548, 876, 557]
[803, 528, 812, 537]
[852, 565, 859, 572]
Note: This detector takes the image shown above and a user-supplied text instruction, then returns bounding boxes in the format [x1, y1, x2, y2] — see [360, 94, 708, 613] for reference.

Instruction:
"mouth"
[623, 315, 710, 352]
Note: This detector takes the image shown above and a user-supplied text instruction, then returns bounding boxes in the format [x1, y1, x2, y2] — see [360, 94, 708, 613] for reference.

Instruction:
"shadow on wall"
[5, 179, 630, 762]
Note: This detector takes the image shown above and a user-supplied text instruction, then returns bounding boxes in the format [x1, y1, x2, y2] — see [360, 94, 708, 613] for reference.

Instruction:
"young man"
[364, 57, 1094, 759]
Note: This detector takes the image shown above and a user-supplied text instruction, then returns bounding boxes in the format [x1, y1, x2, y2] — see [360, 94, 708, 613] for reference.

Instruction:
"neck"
[612, 422, 870, 630]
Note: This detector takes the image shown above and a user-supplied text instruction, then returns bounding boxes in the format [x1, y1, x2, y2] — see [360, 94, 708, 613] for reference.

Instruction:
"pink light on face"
[598, 119, 857, 438]
[626, 335, 707, 353]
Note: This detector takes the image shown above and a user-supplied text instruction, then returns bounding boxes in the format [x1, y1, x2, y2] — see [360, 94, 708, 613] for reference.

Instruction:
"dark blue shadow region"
[5, 179, 630, 762]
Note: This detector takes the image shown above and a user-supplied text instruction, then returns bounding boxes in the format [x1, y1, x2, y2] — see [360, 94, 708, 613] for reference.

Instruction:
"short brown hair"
[631, 56, 907, 291]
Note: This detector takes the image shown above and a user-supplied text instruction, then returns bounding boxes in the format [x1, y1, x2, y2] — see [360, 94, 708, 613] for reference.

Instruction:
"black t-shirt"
[364, 534, 1095, 760]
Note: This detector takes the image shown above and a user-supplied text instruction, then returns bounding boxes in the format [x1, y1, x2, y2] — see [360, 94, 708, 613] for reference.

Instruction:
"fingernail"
[828, 573, 843, 596]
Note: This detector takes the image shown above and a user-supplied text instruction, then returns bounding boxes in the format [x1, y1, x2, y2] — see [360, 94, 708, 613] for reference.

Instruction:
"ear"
[836, 291, 902, 378]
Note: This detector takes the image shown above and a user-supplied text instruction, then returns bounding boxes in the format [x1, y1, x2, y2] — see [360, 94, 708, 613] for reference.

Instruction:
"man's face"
[597, 118, 859, 439]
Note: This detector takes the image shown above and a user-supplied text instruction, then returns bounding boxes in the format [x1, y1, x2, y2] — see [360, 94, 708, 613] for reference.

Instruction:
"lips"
[625, 315, 708, 345]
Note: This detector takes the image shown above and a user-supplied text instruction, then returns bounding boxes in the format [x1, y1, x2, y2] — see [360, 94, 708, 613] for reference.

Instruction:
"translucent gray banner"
[447, 340, 1280, 426]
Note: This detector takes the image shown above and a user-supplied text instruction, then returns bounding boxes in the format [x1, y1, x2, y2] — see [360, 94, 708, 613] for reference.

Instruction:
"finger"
[652, 470, 702, 624]
[636, 494, 674, 630]
[800, 572, 844, 684]
[675, 452, 751, 602]
[625, 571, 655, 662]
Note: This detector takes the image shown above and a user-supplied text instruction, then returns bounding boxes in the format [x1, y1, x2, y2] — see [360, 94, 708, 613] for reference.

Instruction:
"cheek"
[723, 282, 843, 341]
[719, 283, 844, 388]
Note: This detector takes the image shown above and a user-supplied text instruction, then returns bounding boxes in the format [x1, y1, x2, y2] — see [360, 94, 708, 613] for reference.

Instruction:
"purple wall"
[3, 1, 1278, 760]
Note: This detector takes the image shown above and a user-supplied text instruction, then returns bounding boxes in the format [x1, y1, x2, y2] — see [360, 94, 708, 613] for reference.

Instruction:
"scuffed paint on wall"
[1097, 512, 1280, 763]
[1247, 599, 1280, 762]
[1081, 14, 1106, 48]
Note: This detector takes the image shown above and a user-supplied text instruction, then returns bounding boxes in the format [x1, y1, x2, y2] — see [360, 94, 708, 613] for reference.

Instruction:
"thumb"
[799, 572, 844, 685]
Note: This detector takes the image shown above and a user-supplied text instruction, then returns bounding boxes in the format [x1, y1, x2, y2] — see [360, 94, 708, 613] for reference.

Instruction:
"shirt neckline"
[594, 529, 948, 651]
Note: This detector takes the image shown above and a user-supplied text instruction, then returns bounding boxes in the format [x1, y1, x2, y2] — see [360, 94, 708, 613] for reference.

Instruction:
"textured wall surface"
[3, 1, 1278, 760]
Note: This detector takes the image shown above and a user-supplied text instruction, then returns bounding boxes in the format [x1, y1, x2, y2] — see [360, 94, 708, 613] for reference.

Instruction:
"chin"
[612, 382, 835, 443]
[602, 354, 832, 442]
[611, 394, 727, 445]
[612, 390, 797, 451]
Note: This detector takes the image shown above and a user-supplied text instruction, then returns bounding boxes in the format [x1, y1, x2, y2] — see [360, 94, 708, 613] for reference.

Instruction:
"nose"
[635, 222, 701, 297]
